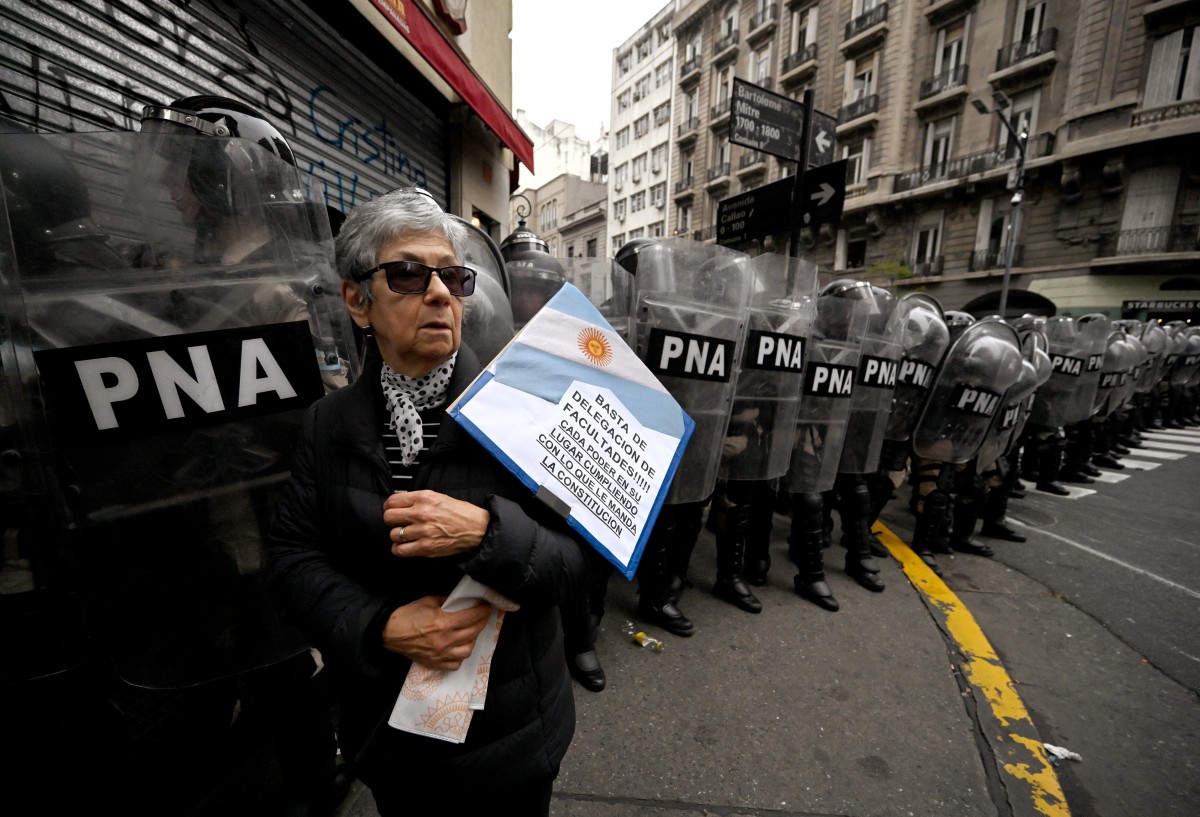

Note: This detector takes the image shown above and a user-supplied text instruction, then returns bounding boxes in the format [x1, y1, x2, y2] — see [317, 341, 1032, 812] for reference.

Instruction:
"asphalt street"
[338, 427, 1200, 817]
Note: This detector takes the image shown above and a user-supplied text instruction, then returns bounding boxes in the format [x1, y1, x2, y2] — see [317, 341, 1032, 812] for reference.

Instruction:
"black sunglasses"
[356, 260, 476, 297]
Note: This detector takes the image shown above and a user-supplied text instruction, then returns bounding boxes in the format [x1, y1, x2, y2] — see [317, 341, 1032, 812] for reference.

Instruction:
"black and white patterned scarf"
[380, 353, 457, 465]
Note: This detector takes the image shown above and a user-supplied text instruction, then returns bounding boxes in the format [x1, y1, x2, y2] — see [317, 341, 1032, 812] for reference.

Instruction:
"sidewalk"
[338, 503, 1055, 817]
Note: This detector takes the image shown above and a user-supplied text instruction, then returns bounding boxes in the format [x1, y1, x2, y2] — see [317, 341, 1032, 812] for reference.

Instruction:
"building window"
[924, 117, 954, 178]
[912, 211, 944, 266]
[567, 244, 575, 257]
[720, 3, 738, 38]
[636, 37, 652, 62]
[939, 22, 966, 75]
[846, 237, 867, 269]
[651, 142, 669, 173]
[629, 227, 645, 239]
[613, 199, 626, 221]
[654, 101, 671, 126]
[539, 201, 558, 230]
[1118, 167, 1182, 252]
[684, 34, 701, 63]
[1016, 0, 1046, 42]
[612, 233, 626, 254]
[631, 191, 647, 213]
[635, 74, 652, 100]
[618, 52, 632, 75]
[634, 114, 650, 138]
[613, 162, 628, 186]
[790, 5, 817, 53]
[848, 54, 876, 101]
[650, 182, 667, 207]
[632, 153, 648, 180]
[1145, 26, 1200, 106]
[617, 90, 632, 112]
[713, 137, 731, 167]
[616, 127, 631, 149]
[677, 203, 691, 232]
[684, 89, 699, 121]
[753, 44, 772, 85]
[655, 59, 673, 87]
[650, 221, 665, 237]
[713, 65, 733, 104]
[998, 92, 1037, 159]
[843, 137, 870, 185]
[586, 238, 597, 257]
[657, 22, 671, 47]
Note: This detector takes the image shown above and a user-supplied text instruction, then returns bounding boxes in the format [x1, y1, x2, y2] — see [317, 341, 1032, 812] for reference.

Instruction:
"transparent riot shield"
[1092, 330, 1137, 419]
[912, 318, 1025, 464]
[559, 255, 635, 341]
[632, 239, 753, 504]
[1, 130, 359, 689]
[1028, 316, 1088, 428]
[719, 253, 817, 482]
[457, 220, 515, 366]
[885, 292, 950, 442]
[826, 282, 903, 474]
[1133, 321, 1168, 394]
[976, 326, 1052, 467]
[1166, 324, 1196, 387]
[1185, 330, 1200, 388]
[1063, 313, 1111, 424]
[786, 295, 868, 494]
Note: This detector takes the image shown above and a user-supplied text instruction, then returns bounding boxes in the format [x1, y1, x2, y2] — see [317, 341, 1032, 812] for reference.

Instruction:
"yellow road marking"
[874, 522, 1071, 817]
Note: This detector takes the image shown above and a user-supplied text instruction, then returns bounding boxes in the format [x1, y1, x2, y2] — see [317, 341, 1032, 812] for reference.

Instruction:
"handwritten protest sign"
[449, 284, 692, 579]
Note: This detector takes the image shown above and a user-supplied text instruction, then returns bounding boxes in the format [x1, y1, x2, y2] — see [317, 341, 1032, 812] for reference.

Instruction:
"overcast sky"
[510, 0, 662, 145]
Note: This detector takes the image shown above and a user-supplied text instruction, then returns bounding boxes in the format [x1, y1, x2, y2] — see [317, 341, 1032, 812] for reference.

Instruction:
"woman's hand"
[383, 490, 490, 558]
[381, 595, 491, 670]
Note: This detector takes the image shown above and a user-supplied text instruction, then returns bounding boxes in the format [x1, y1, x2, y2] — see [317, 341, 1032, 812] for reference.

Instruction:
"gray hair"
[336, 187, 469, 303]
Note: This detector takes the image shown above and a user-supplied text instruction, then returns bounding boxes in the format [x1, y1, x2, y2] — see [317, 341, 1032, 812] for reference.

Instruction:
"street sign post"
[730, 78, 806, 162]
[717, 176, 793, 245]
[808, 110, 838, 168]
[799, 159, 848, 226]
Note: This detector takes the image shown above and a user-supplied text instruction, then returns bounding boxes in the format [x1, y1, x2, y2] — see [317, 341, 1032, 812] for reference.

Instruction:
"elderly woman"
[269, 188, 587, 816]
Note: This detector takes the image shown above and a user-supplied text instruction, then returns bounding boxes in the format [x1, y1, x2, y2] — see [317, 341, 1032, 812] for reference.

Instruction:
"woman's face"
[342, 230, 463, 377]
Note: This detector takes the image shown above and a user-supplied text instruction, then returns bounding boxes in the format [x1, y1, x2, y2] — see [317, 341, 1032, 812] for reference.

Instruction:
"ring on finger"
[398, 526, 406, 542]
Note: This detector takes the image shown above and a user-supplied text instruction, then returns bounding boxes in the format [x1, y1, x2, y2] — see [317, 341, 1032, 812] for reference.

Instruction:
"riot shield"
[1, 130, 358, 689]
[885, 292, 950, 442]
[457, 220, 515, 365]
[632, 239, 753, 504]
[1186, 330, 1200, 388]
[825, 281, 904, 474]
[560, 255, 635, 341]
[1028, 316, 1089, 428]
[719, 253, 818, 482]
[1133, 321, 1168, 394]
[1063, 314, 1111, 424]
[1092, 330, 1138, 419]
[786, 295, 869, 494]
[1166, 324, 1197, 386]
[912, 318, 1025, 464]
[976, 327, 1052, 466]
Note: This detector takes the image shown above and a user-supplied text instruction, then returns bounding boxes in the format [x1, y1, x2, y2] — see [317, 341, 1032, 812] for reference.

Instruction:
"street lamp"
[972, 91, 1027, 319]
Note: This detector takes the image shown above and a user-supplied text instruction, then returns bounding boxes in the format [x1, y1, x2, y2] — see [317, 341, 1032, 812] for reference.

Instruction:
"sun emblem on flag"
[578, 327, 613, 367]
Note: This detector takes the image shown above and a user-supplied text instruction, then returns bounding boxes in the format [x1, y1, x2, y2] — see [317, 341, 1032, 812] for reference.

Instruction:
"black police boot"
[1035, 436, 1069, 495]
[979, 488, 1026, 542]
[713, 502, 762, 614]
[635, 513, 695, 637]
[744, 481, 775, 586]
[836, 476, 885, 592]
[789, 492, 838, 611]
[1093, 454, 1125, 470]
[568, 649, 606, 693]
[911, 491, 947, 576]
[949, 500, 994, 557]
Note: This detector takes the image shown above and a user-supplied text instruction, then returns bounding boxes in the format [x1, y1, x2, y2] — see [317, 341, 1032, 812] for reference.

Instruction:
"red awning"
[366, 0, 534, 171]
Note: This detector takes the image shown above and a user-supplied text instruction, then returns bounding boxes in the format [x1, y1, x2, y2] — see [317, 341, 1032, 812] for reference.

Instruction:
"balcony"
[841, 2, 888, 55]
[713, 30, 739, 63]
[711, 97, 732, 126]
[677, 117, 700, 143]
[925, 0, 974, 24]
[737, 150, 766, 177]
[747, 4, 779, 44]
[892, 133, 1055, 194]
[1100, 226, 1200, 257]
[1132, 98, 1200, 128]
[679, 55, 702, 84]
[969, 246, 1025, 272]
[837, 93, 880, 127]
[673, 177, 695, 198]
[706, 163, 732, 188]
[915, 64, 969, 116]
[910, 256, 945, 277]
[694, 225, 716, 242]
[781, 43, 819, 85]
[991, 28, 1058, 86]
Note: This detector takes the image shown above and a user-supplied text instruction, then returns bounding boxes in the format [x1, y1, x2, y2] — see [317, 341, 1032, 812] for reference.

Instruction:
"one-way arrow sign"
[808, 110, 837, 167]
[800, 159, 847, 226]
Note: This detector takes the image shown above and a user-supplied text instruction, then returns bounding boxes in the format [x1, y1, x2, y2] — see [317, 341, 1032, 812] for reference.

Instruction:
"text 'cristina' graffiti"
[305, 86, 428, 211]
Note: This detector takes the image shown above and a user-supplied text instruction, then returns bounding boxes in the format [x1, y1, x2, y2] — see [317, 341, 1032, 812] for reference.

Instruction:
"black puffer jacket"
[268, 344, 587, 793]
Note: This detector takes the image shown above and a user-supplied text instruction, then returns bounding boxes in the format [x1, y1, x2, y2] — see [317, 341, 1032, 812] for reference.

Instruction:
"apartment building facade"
[609, 2, 678, 256]
[659, 0, 1200, 320]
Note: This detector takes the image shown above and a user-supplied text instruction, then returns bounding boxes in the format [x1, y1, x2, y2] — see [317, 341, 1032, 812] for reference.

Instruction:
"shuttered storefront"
[0, 0, 449, 211]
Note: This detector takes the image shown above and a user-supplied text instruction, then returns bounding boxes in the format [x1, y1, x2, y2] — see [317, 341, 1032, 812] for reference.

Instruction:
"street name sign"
[730, 78, 805, 162]
[717, 176, 793, 245]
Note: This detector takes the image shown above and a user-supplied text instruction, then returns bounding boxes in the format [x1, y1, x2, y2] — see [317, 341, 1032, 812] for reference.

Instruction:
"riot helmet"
[615, 236, 659, 276]
[943, 310, 977, 344]
[0, 118, 124, 272]
[501, 224, 564, 327]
